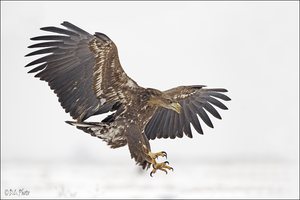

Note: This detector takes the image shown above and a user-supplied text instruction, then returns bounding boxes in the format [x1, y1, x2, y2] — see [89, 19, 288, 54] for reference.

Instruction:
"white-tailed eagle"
[25, 22, 230, 176]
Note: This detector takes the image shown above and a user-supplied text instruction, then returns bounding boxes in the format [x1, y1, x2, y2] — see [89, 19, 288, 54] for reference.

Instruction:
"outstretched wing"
[25, 21, 138, 121]
[145, 85, 231, 140]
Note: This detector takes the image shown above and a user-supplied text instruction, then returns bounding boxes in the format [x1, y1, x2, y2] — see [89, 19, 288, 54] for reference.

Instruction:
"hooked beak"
[170, 102, 182, 114]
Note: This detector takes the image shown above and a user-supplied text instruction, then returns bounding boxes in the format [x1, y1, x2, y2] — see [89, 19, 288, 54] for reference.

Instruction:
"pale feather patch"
[141, 105, 148, 111]
[100, 98, 106, 105]
[90, 38, 111, 97]
[125, 79, 137, 88]
[174, 90, 197, 99]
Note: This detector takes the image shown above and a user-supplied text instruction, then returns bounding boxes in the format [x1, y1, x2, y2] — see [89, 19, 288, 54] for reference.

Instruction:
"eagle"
[25, 22, 230, 176]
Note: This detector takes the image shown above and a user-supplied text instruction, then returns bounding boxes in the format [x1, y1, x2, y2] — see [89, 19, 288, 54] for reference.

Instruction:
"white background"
[1, 1, 299, 199]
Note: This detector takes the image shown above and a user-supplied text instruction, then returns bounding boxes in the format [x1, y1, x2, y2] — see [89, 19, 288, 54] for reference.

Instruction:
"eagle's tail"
[65, 121, 127, 148]
[65, 121, 101, 127]
[65, 121, 108, 135]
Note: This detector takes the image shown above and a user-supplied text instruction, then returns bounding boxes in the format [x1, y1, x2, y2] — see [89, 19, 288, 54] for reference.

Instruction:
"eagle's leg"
[143, 146, 173, 177]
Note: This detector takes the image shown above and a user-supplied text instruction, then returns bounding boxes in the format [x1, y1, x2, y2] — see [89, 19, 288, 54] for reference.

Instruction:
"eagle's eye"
[167, 99, 173, 104]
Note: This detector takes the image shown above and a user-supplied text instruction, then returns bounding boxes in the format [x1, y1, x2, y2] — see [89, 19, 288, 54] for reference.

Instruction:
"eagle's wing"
[25, 22, 138, 121]
[145, 85, 231, 140]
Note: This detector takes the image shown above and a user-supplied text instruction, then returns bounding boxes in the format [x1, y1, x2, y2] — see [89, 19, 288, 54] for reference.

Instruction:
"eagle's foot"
[148, 151, 167, 159]
[145, 149, 172, 176]
[150, 161, 173, 177]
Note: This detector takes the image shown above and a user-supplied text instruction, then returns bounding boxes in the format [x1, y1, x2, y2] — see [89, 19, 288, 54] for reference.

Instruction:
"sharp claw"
[149, 151, 172, 176]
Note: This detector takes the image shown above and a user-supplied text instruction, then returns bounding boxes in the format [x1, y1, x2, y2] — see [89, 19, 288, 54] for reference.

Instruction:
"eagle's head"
[146, 88, 182, 114]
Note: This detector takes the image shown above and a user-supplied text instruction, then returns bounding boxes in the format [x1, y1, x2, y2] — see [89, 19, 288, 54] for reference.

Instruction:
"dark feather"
[181, 101, 193, 138]
[203, 96, 228, 110]
[61, 21, 90, 36]
[147, 109, 161, 139]
[28, 63, 47, 73]
[206, 88, 228, 92]
[171, 111, 179, 138]
[28, 41, 70, 48]
[195, 103, 214, 128]
[199, 101, 222, 119]
[148, 111, 161, 140]
[30, 35, 73, 42]
[40, 26, 79, 37]
[207, 91, 231, 101]
[156, 110, 167, 139]
[188, 102, 204, 133]
[25, 54, 65, 67]
[164, 111, 174, 138]
[176, 107, 184, 138]
[25, 47, 58, 57]
[95, 32, 111, 42]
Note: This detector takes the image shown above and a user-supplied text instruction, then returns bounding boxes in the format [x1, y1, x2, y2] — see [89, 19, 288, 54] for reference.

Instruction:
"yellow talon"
[147, 151, 173, 177]
[148, 151, 167, 160]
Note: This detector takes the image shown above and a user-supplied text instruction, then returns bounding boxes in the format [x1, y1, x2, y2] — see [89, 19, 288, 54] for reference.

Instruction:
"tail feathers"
[65, 121, 100, 127]
[65, 121, 108, 136]
[65, 120, 127, 148]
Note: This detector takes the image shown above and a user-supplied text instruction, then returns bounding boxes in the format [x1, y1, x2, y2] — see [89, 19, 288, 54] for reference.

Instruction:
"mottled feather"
[25, 21, 137, 121]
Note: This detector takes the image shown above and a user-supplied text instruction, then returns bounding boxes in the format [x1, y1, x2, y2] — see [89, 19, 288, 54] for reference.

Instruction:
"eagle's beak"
[171, 102, 182, 114]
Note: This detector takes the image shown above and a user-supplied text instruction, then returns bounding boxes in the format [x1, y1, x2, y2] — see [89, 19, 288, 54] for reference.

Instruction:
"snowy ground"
[1, 157, 299, 199]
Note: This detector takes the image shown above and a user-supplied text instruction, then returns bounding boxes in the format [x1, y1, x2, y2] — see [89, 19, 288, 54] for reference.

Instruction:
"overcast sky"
[1, 2, 299, 166]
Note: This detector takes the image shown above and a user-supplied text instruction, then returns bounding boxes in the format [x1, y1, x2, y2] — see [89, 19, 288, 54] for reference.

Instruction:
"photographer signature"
[4, 188, 30, 196]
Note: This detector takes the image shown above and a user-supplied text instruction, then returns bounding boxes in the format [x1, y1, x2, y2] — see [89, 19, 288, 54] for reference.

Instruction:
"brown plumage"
[25, 22, 230, 175]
